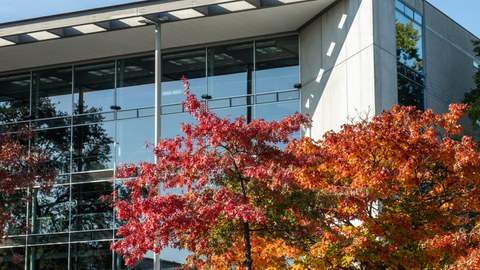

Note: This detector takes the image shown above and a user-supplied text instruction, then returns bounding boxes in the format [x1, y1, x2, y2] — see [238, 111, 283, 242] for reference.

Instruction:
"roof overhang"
[0, 0, 337, 73]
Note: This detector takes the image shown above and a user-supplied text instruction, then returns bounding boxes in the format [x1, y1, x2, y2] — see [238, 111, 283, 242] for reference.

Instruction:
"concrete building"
[0, 0, 478, 268]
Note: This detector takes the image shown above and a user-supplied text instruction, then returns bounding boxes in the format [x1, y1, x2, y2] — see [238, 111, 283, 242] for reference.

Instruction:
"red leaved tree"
[290, 104, 480, 269]
[111, 78, 326, 269]
[0, 128, 55, 242]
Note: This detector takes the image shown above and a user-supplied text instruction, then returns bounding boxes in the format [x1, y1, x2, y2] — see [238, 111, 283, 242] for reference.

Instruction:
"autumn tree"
[111, 78, 329, 269]
[290, 104, 480, 269]
[0, 128, 55, 242]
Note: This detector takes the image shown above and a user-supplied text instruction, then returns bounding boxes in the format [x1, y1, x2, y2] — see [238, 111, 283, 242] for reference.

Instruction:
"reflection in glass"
[255, 100, 299, 122]
[208, 42, 253, 99]
[74, 61, 115, 115]
[396, 12, 423, 73]
[71, 241, 113, 270]
[72, 122, 114, 172]
[71, 182, 113, 231]
[33, 127, 71, 174]
[0, 247, 24, 270]
[397, 74, 425, 109]
[213, 106, 248, 121]
[32, 67, 72, 119]
[2, 191, 27, 236]
[28, 244, 69, 270]
[255, 36, 299, 93]
[395, 1, 424, 109]
[0, 73, 30, 123]
[162, 49, 206, 105]
[161, 113, 196, 139]
[160, 248, 189, 269]
[116, 116, 154, 165]
[117, 56, 155, 110]
[30, 186, 70, 235]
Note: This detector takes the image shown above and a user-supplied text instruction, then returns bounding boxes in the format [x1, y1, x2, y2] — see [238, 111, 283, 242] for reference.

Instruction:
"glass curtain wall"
[395, 0, 425, 109]
[0, 34, 300, 270]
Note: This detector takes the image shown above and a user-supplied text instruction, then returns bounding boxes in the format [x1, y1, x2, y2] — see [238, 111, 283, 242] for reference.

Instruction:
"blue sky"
[427, 0, 479, 37]
[0, 0, 478, 38]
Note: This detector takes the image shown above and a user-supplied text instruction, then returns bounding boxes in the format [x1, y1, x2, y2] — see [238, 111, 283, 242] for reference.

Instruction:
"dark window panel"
[74, 61, 115, 115]
[27, 244, 69, 270]
[72, 122, 114, 172]
[29, 186, 70, 235]
[2, 191, 28, 237]
[32, 67, 72, 119]
[71, 181, 114, 231]
[0, 247, 25, 270]
[255, 35, 299, 93]
[397, 74, 425, 109]
[32, 127, 71, 174]
[70, 241, 113, 270]
[162, 48, 207, 105]
[117, 56, 155, 110]
[0, 73, 30, 123]
[208, 42, 253, 99]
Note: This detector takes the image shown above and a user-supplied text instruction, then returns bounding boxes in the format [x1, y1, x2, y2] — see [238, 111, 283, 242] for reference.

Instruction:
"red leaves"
[0, 128, 55, 241]
[112, 78, 311, 267]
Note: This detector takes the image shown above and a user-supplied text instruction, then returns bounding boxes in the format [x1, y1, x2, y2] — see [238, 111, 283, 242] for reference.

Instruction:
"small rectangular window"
[395, 0, 404, 12]
[414, 12, 423, 24]
[404, 5, 414, 20]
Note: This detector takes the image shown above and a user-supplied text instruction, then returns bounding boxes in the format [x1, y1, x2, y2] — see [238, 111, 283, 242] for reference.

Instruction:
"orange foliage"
[290, 104, 480, 269]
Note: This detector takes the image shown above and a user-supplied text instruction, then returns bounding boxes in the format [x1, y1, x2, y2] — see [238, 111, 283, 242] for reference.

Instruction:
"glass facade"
[395, 0, 425, 109]
[0, 34, 300, 269]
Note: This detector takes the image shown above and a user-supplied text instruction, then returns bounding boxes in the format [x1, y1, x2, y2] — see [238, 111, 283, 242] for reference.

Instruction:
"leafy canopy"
[290, 104, 480, 269]
[111, 78, 321, 269]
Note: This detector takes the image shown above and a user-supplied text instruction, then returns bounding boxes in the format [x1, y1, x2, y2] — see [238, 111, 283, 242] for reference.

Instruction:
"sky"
[427, 0, 480, 38]
[0, 0, 478, 38]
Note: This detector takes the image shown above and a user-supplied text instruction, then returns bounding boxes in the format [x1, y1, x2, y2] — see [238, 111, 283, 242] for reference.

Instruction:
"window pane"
[28, 244, 69, 269]
[2, 191, 27, 237]
[72, 122, 115, 172]
[117, 55, 155, 110]
[70, 241, 113, 270]
[255, 35, 299, 93]
[116, 116, 154, 164]
[74, 61, 115, 115]
[397, 74, 424, 109]
[162, 48, 206, 105]
[0, 247, 25, 270]
[33, 127, 71, 174]
[71, 182, 113, 231]
[255, 100, 298, 122]
[396, 12, 423, 73]
[161, 113, 196, 139]
[0, 73, 30, 123]
[30, 186, 70, 235]
[32, 67, 72, 119]
[208, 42, 253, 99]
[255, 101, 301, 142]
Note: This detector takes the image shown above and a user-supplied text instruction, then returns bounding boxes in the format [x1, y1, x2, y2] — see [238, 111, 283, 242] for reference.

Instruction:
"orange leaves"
[290, 104, 480, 269]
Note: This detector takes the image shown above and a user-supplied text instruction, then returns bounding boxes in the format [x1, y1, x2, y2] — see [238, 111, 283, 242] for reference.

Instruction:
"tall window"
[395, 0, 425, 109]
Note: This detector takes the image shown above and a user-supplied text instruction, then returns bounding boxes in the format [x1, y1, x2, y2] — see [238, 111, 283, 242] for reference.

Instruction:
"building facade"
[0, 0, 478, 269]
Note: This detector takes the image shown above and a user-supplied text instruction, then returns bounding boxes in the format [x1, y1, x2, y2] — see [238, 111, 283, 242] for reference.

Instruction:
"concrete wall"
[423, 2, 478, 115]
[300, 0, 397, 139]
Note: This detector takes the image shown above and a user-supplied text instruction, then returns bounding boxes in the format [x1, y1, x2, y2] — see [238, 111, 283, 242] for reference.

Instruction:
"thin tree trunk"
[243, 221, 253, 270]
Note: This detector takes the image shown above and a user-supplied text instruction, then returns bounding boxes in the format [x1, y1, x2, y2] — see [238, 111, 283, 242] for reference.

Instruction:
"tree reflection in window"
[395, 2, 424, 109]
